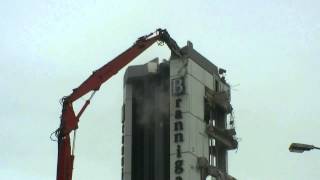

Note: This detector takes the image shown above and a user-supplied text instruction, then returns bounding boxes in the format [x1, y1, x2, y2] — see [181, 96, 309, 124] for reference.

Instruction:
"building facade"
[122, 42, 238, 180]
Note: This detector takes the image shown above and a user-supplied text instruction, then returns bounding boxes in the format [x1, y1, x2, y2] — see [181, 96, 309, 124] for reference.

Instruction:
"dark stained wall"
[122, 62, 170, 180]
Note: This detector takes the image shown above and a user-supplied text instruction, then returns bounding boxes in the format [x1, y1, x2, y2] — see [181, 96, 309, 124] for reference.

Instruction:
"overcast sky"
[1, 0, 320, 180]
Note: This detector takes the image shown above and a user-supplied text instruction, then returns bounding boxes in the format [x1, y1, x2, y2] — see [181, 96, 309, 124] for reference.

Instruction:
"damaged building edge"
[121, 42, 238, 180]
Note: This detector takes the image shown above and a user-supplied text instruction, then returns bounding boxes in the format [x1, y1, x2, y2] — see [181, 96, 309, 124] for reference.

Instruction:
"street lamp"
[289, 143, 320, 153]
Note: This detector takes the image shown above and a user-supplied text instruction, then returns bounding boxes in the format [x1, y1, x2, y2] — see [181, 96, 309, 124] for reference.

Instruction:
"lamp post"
[289, 143, 320, 153]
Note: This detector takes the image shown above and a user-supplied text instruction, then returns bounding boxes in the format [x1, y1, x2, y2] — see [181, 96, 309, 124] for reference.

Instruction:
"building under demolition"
[121, 42, 238, 180]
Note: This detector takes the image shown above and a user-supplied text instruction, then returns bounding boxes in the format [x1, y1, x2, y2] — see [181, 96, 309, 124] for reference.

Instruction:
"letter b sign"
[172, 77, 185, 96]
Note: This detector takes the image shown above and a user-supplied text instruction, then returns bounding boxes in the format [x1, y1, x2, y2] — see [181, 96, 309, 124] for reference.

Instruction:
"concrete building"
[121, 42, 238, 180]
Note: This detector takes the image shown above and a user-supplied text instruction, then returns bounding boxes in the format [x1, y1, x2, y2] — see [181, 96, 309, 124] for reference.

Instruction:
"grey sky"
[1, 0, 320, 179]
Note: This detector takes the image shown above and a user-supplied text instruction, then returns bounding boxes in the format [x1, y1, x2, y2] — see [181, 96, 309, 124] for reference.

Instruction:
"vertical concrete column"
[170, 58, 210, 180]
[123, 84, 133, 180]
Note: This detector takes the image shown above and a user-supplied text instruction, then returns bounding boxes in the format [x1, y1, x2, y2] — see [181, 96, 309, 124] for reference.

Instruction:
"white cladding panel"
[123, 135, 132, 173]
[123, 84, 132, 180]
[169, 76, 204, 120]
[185, 74, 205, 120]
[170, 58, 215, 180]
[124, 84, 133, 136]
[169, 113, 208, 156]
[170, 57, 188, 78]
[124, 84, 132, 100]
[123, 173, 131, 180]
[124, 100, 132, 136]
[170, 153, 199, 180]
[187, 58, 214, 89]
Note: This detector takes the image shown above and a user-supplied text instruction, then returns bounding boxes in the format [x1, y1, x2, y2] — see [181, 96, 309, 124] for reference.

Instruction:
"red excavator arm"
[53, 29, 181, 180]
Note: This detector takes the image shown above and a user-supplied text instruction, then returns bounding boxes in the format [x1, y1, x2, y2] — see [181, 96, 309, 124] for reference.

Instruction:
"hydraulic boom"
[54, 29, 181, 180]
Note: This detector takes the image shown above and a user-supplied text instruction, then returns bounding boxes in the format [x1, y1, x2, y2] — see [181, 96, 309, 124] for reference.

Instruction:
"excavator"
[52, 29, 182, 180]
